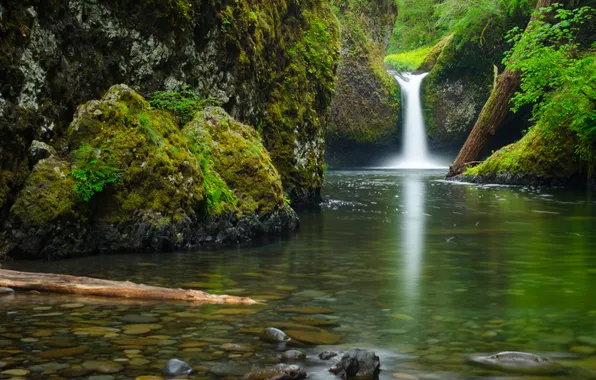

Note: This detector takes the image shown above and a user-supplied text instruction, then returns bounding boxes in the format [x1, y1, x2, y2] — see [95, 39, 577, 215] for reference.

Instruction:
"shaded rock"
[81, 361, 124, 374]
[279, 350, 306, 361]
[329, 348, 380, 380]
[262, 327, 291, 343]
[119, 314, 160, 324]
[244, 364, 307, 380]
[0, 287, 14, 296]
[291, 316, 339, 327]
[468, 352, 565, 375]
[40, 346, 88, 358]
[28, 140, 56, 164]
[210, 362, 253, 377]
[319, 351, 339, 360]
[28, 362, 70, 372]
[162, 358, 192, 377]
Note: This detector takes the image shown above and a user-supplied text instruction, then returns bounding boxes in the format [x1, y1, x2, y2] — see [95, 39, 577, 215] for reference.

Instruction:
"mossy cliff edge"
[0, 0, 340, 218]
[9, 85, 298, 259]
[325, 0, 400, 166]
[421, 10, 532, 153]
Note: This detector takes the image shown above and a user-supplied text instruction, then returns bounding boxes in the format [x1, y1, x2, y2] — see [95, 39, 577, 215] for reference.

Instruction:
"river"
[1, 170, 596, 379]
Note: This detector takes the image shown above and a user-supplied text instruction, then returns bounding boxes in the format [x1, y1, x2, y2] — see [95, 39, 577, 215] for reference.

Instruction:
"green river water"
[1, 170, 596, 379]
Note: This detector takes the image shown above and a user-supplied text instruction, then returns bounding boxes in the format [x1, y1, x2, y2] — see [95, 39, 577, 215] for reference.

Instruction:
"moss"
[385, 46, 434, 72]
[184, 107, 285, 215]
[68, 85, 206, 223]
[10, 157, 79, 227]
[467, 124, 582, 180]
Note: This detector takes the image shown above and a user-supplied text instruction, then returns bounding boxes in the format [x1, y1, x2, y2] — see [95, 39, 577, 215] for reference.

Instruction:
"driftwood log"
[0, 269, 259, 305]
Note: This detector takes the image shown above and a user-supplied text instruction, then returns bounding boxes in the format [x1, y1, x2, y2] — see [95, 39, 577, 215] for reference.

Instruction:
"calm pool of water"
[2, 170, 596, 379]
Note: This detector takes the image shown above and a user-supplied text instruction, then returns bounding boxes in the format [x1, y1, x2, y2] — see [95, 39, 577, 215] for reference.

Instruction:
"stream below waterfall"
[2, 170, 596, 379]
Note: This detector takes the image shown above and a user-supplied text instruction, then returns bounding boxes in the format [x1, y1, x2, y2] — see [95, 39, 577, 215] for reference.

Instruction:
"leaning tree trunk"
[447, 0, 556, 178]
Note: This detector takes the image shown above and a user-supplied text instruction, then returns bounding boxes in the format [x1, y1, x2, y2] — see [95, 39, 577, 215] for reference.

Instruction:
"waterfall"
[384, 72, 446, 169]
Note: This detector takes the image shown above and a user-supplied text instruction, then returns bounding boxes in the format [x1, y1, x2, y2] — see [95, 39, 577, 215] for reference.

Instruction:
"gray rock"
[262, 327, 291, 343]
[88, 376, 115, 380]
[29, 363, 70, 372]
[163, 358, 192, 377]
[244, 364, 307, 380]
[28, 140, 56, 164]
[468, 351, 565, 375]
[210, 362, 253, 377]
[329, 348, 380, 380]
[319, 351, 338, 360]
[0, 287, 14, 296]
[0, 361, 6, 369]
[279, 350, 306, 361]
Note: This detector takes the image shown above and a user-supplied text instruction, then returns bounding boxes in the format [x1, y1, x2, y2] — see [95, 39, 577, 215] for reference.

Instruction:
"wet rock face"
[468, 351, 564, 375]
[0, 0, 340, 215]
[326, 0, 400, 167]
[244, 364, 307, 380]
[329, 348, 380, 380]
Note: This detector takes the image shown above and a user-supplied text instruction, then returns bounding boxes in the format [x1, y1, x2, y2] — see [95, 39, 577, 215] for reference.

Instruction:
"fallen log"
[0, 269, 260, 305]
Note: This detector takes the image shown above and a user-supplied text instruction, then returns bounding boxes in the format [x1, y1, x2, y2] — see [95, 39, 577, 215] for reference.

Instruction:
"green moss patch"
[385, 46, 433, 72]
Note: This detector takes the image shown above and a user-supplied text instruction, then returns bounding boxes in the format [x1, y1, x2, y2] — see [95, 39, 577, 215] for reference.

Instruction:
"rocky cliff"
[0, 0, 340, 258]
[325, 0, 400, 167]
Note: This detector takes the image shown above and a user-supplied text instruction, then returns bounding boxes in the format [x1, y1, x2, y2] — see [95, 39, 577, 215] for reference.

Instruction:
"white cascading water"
[384, 72, 446, 169]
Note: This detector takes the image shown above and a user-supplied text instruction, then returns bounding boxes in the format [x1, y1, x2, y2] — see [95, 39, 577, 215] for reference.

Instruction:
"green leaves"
[504, 4, 596, 162]
[149, 88, 220, 126]
[70, 145, 123, 202]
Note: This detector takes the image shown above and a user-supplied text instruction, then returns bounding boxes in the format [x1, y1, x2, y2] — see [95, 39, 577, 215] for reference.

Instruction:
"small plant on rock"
[71, 145, 123, 202]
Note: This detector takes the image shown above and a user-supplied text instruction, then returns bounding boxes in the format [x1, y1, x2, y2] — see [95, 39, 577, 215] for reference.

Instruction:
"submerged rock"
[468, 351, 564, 375]
[319, 351, 339, 360]
[329, 348, 381, 380]
[262, 327, 292, 343]
[279, 350, 306, 361]
[162, 359, 192, 377]
[0, 287, 14, 296]
[243, 364, 307, 380]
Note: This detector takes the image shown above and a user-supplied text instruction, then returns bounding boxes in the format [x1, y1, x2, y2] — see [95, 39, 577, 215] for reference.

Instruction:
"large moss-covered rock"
[0, 0, 340, 216]
[458, 124, 586, 186]
[8, 85, 298, 259]
[422, 12, 531, 153]
[184, 107, 285, 215]
[326, 0, 400, 167]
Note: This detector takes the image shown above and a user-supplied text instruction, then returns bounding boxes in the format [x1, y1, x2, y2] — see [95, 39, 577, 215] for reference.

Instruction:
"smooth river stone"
[40, 346, 88, 358]
[162, 358, 192, 377]
[290, 316, 339, 327]
[468, 352, 564, 375]
[73, 327, 120, 335]
[0, 287, 15, 296]
[285, 330, 341, 345]
[220, 343, 254, 352]
[215, 309, 257, 315]
[60, 303, 85, 309]
[119, 314, 160, 324]
[279, 307, 334, 314]
[82, 361, 124, 374]
[2, 369, 30, 376]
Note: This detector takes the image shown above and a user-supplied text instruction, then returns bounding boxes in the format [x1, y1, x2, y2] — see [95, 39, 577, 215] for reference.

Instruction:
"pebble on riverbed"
[162, 358, 192, 377]
[0, 287, 15, 296]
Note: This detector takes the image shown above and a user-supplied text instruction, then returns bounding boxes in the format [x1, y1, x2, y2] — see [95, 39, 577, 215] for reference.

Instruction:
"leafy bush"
[149, 88, 219, 126]
[71, 145, 123, 201]
[505, 4, 596, 161]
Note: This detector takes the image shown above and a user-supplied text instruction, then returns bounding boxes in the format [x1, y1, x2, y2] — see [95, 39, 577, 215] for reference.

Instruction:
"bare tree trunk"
[447, 0, 555, 178]
[0, 269, 260, 305]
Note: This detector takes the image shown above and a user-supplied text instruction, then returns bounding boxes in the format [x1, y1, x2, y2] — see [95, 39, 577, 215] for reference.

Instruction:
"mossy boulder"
[459, 124, 586, 186]
[0, 0, 340, 220]
[8, 85, 298, 259]
[184, 107, 285, 215]
[326, 0, 400, 167]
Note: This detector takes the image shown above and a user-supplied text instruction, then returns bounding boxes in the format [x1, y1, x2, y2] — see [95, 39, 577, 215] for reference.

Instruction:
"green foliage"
[387, 0, 440, 53]
[138, 112, 163, 145]
[71, 145, 123, 202]
[187, 137, 237, 215]
[149, 88, 219, 126]
[505, 4, 596, 162]
[385, 46, 433, 71]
